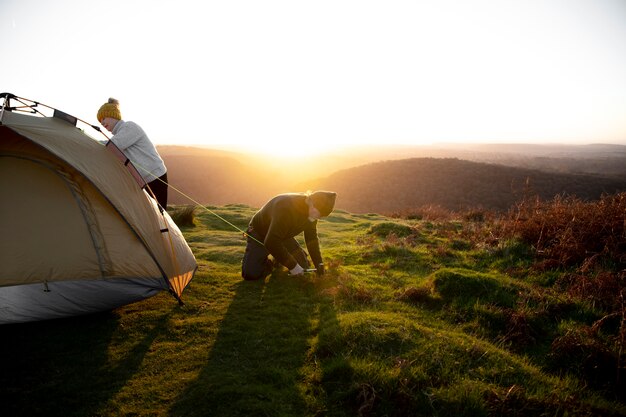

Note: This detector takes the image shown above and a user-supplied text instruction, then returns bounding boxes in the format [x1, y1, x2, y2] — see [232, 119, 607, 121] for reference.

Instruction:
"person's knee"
[242, 270, 265, 281]
[241, 263, 268, 281]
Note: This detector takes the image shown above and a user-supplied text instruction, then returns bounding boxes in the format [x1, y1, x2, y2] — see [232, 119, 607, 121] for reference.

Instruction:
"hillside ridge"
[159, 145, 626, 213]
[301, 157, 626, 213]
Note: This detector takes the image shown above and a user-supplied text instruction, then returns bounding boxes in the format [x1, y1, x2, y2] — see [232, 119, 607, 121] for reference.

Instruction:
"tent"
[0, 94, 197, 324]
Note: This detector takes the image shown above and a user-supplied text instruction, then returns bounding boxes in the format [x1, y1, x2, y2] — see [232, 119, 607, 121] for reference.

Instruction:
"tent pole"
[0, 92, 14, 124]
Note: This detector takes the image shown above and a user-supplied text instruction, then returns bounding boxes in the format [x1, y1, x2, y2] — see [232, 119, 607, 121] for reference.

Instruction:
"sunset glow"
[2, 0, 626, 156]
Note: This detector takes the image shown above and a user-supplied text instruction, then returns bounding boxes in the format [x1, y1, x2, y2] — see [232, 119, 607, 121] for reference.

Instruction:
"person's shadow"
[170, 270, 335, 417]
[0, 310, 171, 417]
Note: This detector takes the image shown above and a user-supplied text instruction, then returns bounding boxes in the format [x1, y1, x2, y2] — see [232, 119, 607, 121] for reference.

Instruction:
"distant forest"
[300, 158, 626, 213]
[160, 144, 626, 213]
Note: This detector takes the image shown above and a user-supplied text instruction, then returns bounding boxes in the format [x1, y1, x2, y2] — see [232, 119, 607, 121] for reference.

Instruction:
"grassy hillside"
[1, 200, 624, 416]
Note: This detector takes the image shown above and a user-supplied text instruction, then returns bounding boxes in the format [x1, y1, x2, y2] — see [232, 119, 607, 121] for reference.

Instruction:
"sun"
[233, 141, 335, 158]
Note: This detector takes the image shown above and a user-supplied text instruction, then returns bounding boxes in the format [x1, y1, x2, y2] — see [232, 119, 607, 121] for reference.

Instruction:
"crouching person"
[241, 191, 337, 280]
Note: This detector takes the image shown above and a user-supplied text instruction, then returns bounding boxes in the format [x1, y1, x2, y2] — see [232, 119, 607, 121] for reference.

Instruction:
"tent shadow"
[0, 310, 171, 417]
[169, 273, 318, 417]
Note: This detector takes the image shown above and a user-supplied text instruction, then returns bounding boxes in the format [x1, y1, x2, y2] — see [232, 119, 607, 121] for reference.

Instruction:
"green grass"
[0, 205, 624, 416]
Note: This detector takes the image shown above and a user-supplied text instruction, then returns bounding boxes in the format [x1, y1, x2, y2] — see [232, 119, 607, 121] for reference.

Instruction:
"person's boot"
[263, 257, 275, 277]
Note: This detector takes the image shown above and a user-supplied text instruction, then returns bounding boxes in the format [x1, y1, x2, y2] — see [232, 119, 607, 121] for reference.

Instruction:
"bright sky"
[2, 0, 626, 155]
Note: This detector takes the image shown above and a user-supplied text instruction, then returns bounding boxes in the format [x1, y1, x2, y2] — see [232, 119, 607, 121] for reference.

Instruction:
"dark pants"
[147, 172, 168, 210]
[241, 228, 310, 280]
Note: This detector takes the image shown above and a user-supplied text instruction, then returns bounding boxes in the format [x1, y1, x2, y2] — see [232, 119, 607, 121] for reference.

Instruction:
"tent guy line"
[133, 161, 265, 247]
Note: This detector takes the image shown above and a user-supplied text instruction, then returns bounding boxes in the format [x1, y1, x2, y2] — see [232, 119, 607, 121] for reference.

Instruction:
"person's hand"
[289, 264, 304, 276]
[316, 263, 325, 276]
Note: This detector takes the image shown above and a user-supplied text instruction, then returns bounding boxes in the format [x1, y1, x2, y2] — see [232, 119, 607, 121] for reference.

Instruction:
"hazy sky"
[2, 0, 626, 155]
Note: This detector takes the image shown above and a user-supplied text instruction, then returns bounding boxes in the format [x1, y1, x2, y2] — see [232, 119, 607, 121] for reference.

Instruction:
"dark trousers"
[147, 172, 168, 210]
[241, 228, 310, 280]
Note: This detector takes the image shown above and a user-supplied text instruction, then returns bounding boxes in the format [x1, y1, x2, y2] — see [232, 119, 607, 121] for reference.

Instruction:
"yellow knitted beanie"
[97, 98, 122, 122]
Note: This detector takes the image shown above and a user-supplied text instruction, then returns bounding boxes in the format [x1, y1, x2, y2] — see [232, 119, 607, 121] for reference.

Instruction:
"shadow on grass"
[170, 273, 324, 417]
[0, 310, 171, 417]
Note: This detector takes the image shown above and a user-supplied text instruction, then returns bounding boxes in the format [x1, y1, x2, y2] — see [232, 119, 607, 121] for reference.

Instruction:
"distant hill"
[299, 158, 626, 213]
[161, 147, 287, 207]
[436, 143, 626, 179]
[158, 145, 626, 212]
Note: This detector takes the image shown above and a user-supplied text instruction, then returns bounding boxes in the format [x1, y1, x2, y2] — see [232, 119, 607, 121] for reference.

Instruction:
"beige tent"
[0, 94, 197, 324]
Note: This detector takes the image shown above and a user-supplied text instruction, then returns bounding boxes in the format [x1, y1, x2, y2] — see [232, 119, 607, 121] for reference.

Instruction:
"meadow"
[1, 194, 625, 417]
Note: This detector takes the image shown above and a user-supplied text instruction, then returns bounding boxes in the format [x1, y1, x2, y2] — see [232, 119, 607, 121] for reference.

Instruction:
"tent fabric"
[0, 109, 197, 324]
[0, 278, 167, 324]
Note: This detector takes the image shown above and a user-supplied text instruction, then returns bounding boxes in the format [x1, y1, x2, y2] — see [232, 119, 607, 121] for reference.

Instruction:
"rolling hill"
[300, 157, 626, 213]
[159, 145, 626, 213]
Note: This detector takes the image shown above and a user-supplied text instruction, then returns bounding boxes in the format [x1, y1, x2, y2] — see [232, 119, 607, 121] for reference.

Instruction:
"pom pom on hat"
[309, 191, 337, 217]
[97, 98, 122, 122]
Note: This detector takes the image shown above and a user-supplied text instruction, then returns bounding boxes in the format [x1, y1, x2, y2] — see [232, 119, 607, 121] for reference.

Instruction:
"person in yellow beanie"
[97, 98, 169, 210]
[242, 191, 337, 280]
